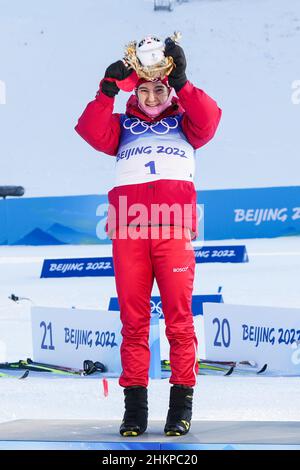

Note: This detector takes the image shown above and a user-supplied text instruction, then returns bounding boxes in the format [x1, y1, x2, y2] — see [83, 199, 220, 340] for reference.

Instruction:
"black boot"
[120, 386, 148, 437]
[164, 385, 193, 436]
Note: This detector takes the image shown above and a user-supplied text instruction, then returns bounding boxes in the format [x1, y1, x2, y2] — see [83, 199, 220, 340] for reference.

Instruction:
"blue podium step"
[0, 419, 300, 450]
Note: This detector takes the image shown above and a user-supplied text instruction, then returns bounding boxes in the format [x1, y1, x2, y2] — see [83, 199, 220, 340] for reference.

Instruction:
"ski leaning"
[161, 359, 268, 376]
[0, 358, 105, 377]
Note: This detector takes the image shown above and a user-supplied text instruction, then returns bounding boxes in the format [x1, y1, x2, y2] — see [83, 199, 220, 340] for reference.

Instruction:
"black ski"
[161, 359, 268, 376]
[161, 359, 234, 376]
[0, 358, 105, 376]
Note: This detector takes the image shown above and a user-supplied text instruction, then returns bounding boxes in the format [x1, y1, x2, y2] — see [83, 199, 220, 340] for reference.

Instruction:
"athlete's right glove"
[100, 60, 138, 97]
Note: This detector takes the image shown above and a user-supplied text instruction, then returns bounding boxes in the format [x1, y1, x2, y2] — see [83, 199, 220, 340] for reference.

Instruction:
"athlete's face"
[137, 82, 170, 107]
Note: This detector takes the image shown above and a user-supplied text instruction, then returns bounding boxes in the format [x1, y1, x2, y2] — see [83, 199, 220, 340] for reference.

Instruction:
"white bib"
[115, 115, 195, 187]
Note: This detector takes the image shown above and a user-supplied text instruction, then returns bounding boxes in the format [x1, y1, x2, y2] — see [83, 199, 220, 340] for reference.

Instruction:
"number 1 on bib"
[145, 161, 158, 175]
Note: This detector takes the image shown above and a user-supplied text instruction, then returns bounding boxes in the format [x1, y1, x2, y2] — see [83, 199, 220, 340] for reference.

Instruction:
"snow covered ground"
[0, 236, 300, 424]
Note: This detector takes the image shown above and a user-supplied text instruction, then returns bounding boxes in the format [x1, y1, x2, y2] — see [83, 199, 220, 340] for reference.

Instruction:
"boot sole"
[165, 430, 182, 436]
[120, 426, 147, 437]
[165, 429, 190, 437]
[164, 420, 191, 436]
[121, 430, 139, 437]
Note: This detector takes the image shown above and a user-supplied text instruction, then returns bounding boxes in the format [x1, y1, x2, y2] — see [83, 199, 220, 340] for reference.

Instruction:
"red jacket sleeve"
[178, 81, 222, 149]
[75, 89, 121, 156]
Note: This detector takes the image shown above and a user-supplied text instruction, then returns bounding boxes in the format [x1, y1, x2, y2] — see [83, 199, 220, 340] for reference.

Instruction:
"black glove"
[164, 38, 187, 92]
[101, 60, 133, 97]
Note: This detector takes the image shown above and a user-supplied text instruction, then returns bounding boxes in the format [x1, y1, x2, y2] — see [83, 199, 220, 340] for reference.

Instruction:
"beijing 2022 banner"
[0, 186, 299, 245]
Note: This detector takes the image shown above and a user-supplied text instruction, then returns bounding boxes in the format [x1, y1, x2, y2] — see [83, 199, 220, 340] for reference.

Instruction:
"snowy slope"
[0, 0, 299, 197]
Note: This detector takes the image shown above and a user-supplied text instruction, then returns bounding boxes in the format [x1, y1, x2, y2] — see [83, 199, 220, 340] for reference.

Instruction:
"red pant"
[112, 225, 198, 388]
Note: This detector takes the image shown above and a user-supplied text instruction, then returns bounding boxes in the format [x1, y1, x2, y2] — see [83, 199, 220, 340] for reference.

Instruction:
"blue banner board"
[1, 186, 299, 245]
[109, 294, 223, 318]
[40, 246, 247, 278]
[194, 245, 248, 263]
[40, 257, 114, 278]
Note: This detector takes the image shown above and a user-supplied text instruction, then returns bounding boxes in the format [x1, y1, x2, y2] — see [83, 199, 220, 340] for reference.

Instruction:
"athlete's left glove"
[164, 38, 187, 92]
[100, 60, 138, 97]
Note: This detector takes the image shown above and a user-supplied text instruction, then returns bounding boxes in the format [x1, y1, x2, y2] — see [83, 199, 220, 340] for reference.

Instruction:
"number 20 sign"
[203, 302, 300, 373]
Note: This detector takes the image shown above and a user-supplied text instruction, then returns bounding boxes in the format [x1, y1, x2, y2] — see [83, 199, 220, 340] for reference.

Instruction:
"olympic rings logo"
[123, 117, 179, 135]
[150, 300, 164, 318]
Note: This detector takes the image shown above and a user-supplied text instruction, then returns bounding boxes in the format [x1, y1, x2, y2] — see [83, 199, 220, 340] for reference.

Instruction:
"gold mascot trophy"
[123, 32, 182, 81]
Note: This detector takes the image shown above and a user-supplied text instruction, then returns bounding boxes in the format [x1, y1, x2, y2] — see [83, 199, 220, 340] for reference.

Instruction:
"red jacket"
[75, 81, 222, 237]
